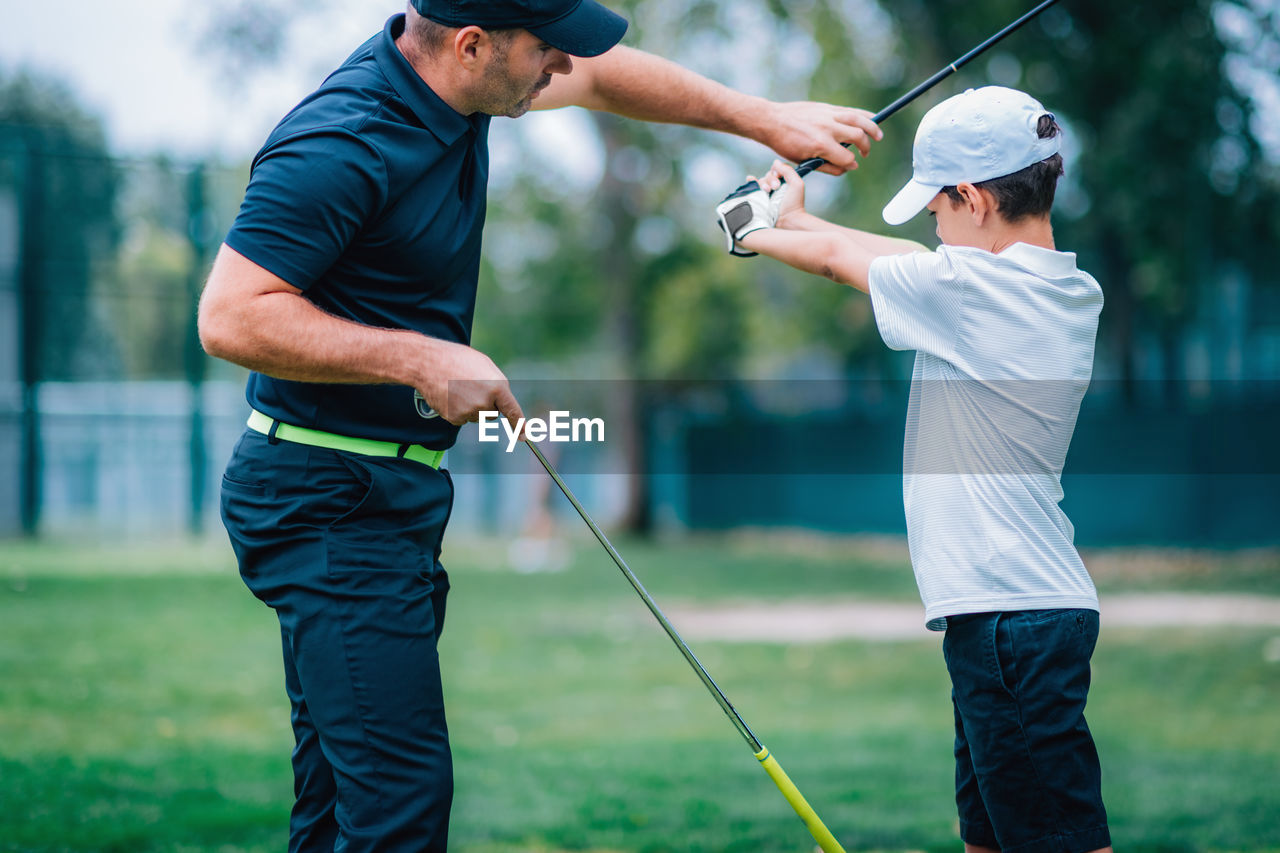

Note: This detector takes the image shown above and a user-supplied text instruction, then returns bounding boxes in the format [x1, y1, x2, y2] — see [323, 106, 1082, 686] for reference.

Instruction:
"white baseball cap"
[882, 86, 1061, 226]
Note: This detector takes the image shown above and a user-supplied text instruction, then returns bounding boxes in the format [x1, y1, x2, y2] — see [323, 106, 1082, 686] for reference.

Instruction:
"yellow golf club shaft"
[527, 441, 846, 852]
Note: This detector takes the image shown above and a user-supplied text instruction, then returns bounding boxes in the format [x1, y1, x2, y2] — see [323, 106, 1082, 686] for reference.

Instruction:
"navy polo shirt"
[225, 14, 490, 447]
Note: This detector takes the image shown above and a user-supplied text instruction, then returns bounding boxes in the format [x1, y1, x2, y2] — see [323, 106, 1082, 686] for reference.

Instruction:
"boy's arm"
[735, 160, 928, 292]
[740, 226, 920, 293]
[774, 209, 930, 257]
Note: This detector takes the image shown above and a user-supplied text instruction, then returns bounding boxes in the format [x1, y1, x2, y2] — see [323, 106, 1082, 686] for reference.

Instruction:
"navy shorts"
[943, 609, 1111, 853]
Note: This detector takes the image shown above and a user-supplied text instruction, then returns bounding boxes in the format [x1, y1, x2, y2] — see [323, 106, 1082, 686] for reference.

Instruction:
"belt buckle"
[413, 390, 439, 420]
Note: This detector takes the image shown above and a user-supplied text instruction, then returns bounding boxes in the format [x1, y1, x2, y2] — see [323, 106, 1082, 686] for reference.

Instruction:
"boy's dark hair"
[943, 114, 1064, 222]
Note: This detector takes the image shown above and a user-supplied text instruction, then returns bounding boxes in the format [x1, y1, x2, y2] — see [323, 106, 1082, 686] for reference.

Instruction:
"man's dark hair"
[408, 8, 518, 57]
[943, 114, 1064, 222]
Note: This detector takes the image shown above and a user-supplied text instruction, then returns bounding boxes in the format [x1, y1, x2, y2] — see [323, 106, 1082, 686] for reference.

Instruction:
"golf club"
[723, 0, 1061, 201]
[525, 440, 848, 853]
[427, 7, 1068, 844]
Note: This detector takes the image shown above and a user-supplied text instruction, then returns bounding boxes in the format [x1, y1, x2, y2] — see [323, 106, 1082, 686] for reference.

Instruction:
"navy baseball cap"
[411, 0, 628, 57]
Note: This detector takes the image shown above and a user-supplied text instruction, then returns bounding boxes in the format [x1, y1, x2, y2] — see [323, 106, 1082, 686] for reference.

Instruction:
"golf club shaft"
[525, 441, 761, 751]
[525, 441, 848, 853]
[793, 0, 1062, 179]
[877, 0, 1060, 125]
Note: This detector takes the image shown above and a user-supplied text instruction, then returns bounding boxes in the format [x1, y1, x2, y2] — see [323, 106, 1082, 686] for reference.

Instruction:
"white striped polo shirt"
[868, 242, 1104, 630]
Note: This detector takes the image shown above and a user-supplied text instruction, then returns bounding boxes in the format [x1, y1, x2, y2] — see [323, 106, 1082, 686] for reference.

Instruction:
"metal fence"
[0, 380, 633, 540]
[2, 141, 1278, 545]
[5, 377, 1277, 546]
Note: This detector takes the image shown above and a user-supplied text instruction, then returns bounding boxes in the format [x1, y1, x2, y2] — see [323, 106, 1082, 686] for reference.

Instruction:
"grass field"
[1, 533, 1278, 852]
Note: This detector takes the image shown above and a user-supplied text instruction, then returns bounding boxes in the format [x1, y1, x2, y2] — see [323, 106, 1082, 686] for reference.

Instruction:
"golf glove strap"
[715, 184, 785, 257]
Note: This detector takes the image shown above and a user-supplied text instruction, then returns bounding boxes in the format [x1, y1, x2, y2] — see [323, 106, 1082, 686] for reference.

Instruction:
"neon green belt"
[247, 409, 444, 469]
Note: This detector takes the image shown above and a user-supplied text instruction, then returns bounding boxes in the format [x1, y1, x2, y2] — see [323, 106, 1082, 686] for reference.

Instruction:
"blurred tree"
[473, 0, 920, 527]
[106, 156, 201, 379]
[0, 71, 122, 380]
[200, 0, 1280, 528]
[1029, 0, 1277, 398]
[854, 0, 1280, 397]
[198, 0, 299, 84]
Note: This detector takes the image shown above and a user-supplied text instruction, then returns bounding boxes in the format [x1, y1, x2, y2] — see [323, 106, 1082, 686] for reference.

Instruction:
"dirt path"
[664, 593, 1280, 643]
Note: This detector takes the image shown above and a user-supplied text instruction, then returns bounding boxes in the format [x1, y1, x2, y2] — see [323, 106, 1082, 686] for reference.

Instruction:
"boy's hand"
[714, 182, 788, 257]
[756, 160, 808, 229]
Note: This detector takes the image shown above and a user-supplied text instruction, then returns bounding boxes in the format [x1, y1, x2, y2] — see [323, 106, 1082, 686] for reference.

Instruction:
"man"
[198, 1, 882, 850]
[723, 86, 1111, 853]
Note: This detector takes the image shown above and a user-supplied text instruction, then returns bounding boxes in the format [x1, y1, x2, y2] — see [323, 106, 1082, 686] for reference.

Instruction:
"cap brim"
[529, 0, 628, 57]
[882, 178, 943, 226]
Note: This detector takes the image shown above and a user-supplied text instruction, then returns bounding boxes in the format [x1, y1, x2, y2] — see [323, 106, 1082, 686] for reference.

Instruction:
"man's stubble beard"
[475, 41, 544, 118]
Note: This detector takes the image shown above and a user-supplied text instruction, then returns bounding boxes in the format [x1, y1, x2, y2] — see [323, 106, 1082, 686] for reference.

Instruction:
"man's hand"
[413, 339, 525, 430]
[198, 246, 526, 435]
[715, 183, 787, 257]
[759, 102, 881, 175]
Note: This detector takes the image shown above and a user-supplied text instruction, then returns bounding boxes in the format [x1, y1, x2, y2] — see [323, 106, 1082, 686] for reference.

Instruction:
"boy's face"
[925, 189, 982, 248]
[924, 182, 1055, 254]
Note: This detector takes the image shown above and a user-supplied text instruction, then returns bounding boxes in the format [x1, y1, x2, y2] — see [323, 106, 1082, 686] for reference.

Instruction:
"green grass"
[1, 535, 1278, 852]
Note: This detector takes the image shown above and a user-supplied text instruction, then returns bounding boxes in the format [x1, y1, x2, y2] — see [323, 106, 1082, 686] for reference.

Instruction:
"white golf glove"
[714, 181, 786, 257]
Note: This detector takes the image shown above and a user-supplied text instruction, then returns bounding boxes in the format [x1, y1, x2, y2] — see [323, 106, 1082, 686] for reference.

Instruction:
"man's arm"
[197, 244, 523, 426]
[534, 45, 881, 174]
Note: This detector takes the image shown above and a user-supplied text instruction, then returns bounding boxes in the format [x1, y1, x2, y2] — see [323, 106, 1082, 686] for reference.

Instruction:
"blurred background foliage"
[6, 0, 1276, 386]
[0, 73, 121, 380]
[3, 8, 1277, 847]
[3, 0, 1279, 534]
[472, 0, 1280, 393]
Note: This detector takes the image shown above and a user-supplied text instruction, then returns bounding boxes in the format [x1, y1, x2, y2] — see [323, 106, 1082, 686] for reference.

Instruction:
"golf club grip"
[786, 0, 1063, 182]
[755, 747, 848, 853]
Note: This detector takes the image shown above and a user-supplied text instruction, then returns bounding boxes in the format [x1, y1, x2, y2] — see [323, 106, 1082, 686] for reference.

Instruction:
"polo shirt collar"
[375, 14, 474, 145]
[999, 241, 1080, 277]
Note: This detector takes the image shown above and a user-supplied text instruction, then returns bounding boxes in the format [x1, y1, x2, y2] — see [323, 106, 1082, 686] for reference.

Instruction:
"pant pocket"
[322, 460, 452, 573]
[991, 613, 1018, 698]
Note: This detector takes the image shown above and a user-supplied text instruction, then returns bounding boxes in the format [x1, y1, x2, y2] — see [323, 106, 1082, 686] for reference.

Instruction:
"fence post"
[185, 163, 211, 535]
[17, 140, 44, 537]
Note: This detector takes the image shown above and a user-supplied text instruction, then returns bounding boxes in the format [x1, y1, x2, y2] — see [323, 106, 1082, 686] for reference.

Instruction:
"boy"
[716, 86, 1112, 853]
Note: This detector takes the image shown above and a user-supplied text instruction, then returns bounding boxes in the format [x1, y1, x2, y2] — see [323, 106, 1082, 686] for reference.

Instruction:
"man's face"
[475, 30, 573, 118]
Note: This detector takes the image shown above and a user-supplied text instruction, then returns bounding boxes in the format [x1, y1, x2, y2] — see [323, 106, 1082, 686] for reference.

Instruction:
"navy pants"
[220, 430, 455, 852]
